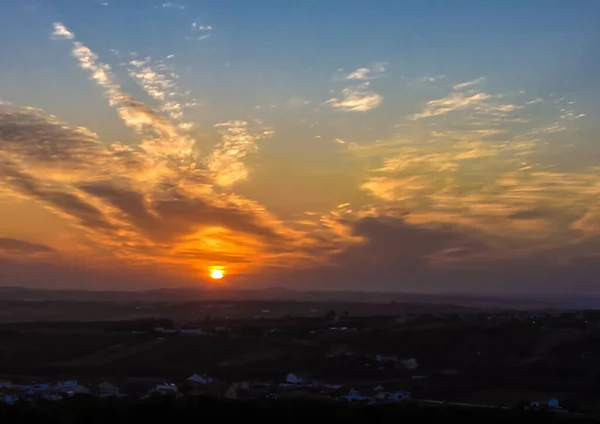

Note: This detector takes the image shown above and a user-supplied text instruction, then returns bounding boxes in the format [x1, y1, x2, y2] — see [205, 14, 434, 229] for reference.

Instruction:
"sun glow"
[210, 268, 225, 280]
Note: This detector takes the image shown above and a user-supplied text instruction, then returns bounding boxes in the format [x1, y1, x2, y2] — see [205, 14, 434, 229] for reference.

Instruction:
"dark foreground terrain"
[2, 298, 600, 417]
[0, 397, 597, 424]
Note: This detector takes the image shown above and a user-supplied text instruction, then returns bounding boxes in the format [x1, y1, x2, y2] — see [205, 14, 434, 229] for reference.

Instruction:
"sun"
[210, 268, 225, 280]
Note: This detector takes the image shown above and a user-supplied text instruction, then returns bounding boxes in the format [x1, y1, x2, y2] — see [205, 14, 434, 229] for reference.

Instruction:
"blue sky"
[0, 0, 599, 293]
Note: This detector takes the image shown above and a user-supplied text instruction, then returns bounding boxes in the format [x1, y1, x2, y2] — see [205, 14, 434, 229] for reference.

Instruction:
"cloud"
[51, 22, 74, 40]
[186, 21, 213, 40]
[161, 2, 184, 9]
[453, 77, 486, 91]
[328, 64, 386, 112]
[0, 238, 56, 254]
[345, 62, 387, 81]
[417, 75, 447, 83]
[327, 85, 383, 112]
[128, 56, 197, 122]
[207, 121, 273, 187]
[3, 23, 597, 293]
[0, 23, 365, 281]
[409, 92, 493, 120]
[192, 22, 212, 31]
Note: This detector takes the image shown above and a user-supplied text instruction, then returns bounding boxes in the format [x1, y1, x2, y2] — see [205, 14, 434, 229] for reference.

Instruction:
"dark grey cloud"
[0, 161, 114, 231]
[255, 215, 600, 295]
[79, 182, 284, 243]
[508, 208, 553, 220]
[0, 238, 55, 254]
[0, 107, 107, 166]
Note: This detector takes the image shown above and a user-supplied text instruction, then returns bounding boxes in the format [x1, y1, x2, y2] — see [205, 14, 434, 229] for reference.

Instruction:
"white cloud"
[128, 56, 197, 121]
[51, 23, 74, 40]
[192, 22, 213, 31]
[185, 34, 211, 41]
[417, 75, 447, 83]
[327, 87, 383, 112]
[51, 23, 195, 159]
[345, 62, 387, 81]
[187, 21, 213, 40]
[162, 2, 184, 9]
[409, 92, 493, 120]
[453, 77, 486, 91]
[329, 63, 386, 112]
[207, 121, 273, 187]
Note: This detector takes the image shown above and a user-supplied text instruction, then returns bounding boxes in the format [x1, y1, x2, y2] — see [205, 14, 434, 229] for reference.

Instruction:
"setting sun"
[210, 269, 225, 280]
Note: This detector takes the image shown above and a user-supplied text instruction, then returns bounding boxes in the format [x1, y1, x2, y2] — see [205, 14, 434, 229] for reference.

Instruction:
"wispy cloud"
[453, 76, 486, 91]
[128, 56, 197, 123]
[186, 20, 213, 40]
[327, 85, 383, 112]
[417, 75, 447, 83]
[328, 63, 386, 112]
[207, 121, 273, 187]
[161, 2, 184, 9]
[345, 62, 387, 81]
[356, 85, 595, 259]
[409, 92, 493, 120]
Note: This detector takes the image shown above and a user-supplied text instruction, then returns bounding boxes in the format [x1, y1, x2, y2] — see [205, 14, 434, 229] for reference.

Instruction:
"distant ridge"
[0, 286, 597, 309]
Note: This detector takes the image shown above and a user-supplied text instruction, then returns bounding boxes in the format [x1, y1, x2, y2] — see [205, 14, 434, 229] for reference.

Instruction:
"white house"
[187, 374, 213, 384]
[153, 383, 179, 395]
[342, 389, 369, 402]
[548, 398, 561, 409]
[390, 390, 411, 401]
[53, 380, 90, 395]
[1, 394, 18, 404]
[286, 373, 309, 384]
[97, 381, 120, 396]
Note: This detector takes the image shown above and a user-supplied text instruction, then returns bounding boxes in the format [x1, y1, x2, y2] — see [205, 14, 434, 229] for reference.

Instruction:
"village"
[2, 307, 598, 413]
[0, 371, 567, 414]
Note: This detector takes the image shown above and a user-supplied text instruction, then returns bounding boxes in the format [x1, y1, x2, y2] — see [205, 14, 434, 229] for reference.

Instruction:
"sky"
[1, 0, 600, 294]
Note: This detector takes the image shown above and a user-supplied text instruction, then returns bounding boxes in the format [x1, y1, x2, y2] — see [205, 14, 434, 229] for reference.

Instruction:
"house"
[548, 398, 561, 409]
[375, 354, 398, 362]
[374, 391, 390, 401]
[97, 381, 120, 397]
[286, 372, 309, 384]
[342, 389, 369, 402]
[1, 394, 18, 404]
[152, 383, 179, 396]
[34, 383, 52, 391]
[400, 358, 419, 369]
[186, 373, 213, 385]
[223, 385, 238, 399]
[41, 393, 63, 401]
[53, 380, 90, 396]
[390, 390, 411, 401]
